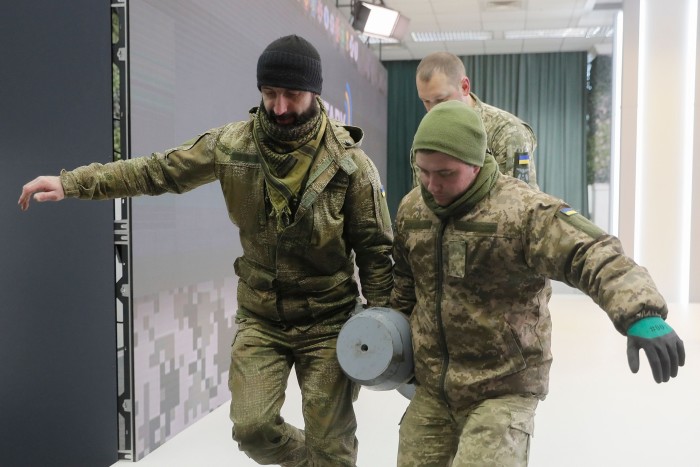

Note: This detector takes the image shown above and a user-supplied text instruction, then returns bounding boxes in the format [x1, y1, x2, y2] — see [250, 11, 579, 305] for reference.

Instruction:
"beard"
[264, 100, 320, 128]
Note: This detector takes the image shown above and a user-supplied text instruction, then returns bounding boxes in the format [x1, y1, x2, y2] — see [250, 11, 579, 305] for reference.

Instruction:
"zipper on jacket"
[435, 220, 451, 406]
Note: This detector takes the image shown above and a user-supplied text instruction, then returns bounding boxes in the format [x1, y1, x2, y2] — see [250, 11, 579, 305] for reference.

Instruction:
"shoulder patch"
[339, 157, 358, 175]
[513, 152, 531, 183]
[555, 206, 605, 239]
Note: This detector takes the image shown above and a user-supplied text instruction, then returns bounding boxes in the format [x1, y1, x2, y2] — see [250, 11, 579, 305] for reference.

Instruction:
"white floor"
[113, 293, 700, 467]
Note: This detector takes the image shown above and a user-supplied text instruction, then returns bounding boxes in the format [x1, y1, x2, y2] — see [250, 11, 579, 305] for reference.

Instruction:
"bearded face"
[260, 87, 319, 128]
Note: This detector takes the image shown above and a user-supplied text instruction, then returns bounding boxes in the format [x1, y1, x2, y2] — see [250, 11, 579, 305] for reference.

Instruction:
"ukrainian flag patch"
[555, 206, 605, 239]
[518, 153, 530, 165]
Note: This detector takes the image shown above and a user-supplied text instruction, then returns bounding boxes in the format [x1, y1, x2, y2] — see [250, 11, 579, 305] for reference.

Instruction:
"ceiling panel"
[431, 16, 483, 30]
[482, 39, 525, 55]
[520, 39, 566, 53]
[445, 41, 489, 56]
[351, 0, 618, 61]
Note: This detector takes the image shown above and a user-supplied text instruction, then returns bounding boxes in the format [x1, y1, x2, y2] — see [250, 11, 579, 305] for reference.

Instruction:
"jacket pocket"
[447, 241, 466, 278]
[234, 257, 275, 290]
[297, 269, 357, 318]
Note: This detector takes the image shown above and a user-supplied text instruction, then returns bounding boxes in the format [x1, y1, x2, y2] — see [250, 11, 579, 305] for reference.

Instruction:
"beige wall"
[692, 1, 700, 302]
[618, 0, 699, 304]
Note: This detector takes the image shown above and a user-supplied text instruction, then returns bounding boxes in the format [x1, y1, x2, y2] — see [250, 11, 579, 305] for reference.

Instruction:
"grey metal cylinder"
[336, 306, 414, 392]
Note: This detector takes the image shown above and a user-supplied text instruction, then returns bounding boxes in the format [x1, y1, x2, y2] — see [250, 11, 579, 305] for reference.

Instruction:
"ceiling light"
[583, 26, 615, 38]
[359, 33, 401, 45]
[504, 27, 614, 40]
[352, 2, 410, 41]
[411, 31, 493, 42]
[484, 0, 523, 10]
[505, 28, 587, 39]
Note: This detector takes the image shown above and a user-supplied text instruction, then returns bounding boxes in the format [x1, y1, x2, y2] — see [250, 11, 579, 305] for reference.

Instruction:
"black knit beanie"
[257, 35, 323, 94]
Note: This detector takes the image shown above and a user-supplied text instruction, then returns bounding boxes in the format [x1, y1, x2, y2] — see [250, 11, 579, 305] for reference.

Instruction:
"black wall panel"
[1, 1, 118, 466]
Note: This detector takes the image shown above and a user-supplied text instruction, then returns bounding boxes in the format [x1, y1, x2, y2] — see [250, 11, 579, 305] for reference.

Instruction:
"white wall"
[617, 0, 699, 304]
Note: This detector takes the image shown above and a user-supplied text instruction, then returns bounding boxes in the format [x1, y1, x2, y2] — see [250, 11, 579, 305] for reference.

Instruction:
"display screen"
[127, 0, 388, 459]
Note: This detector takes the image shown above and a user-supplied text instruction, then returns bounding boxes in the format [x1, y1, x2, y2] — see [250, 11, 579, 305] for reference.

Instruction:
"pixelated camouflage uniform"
[60, 105, 394, 467]
[391, 157, 666, 465]
[471, 93, 538, 189]
[411, 92, 539, 190]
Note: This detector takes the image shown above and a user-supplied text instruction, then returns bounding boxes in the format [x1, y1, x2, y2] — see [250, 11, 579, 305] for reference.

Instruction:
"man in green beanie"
[391, 100, 685, 466]
[18, 34, 393, 467]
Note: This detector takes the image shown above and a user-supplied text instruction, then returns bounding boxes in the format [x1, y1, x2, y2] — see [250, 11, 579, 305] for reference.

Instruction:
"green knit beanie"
[413, 100, 487, 167]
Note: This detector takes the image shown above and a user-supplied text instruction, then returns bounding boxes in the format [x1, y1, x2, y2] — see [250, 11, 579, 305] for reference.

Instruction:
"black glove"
[626, 316, 685, 383]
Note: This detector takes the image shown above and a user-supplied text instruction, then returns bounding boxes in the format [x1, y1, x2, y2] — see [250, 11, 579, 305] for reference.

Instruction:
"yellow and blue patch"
[555, 205, 605, 239]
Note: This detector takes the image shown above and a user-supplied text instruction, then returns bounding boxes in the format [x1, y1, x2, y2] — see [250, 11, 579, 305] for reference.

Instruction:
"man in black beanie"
[19, 34, 393, 467]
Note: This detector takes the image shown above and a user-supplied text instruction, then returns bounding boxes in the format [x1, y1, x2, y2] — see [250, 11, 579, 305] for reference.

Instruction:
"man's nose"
[273, 96, 289, 115]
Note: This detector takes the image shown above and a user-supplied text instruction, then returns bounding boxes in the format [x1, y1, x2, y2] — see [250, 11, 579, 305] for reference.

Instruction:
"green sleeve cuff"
[627, 316, 672, 338]
[59, 169, 80, 198]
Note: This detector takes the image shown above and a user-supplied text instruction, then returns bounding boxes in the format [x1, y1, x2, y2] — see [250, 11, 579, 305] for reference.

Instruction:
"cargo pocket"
[233, 257, 277, 319]
[298, 270, 355, 318]
[447, 241, 466, 278]
[510, 410, 534, 437]
[508, 404, 536, 465]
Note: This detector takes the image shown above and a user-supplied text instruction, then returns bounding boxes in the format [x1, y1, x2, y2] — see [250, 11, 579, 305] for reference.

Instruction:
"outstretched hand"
[626, 316, 685, 383]
[18, 176, 64, 211]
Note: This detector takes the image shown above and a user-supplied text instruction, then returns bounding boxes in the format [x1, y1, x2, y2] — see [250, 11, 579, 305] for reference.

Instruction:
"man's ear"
[460, 76, 471, 97]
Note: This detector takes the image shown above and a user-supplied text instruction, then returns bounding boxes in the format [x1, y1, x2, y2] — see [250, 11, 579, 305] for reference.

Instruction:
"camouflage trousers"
[228, 308, 359, 467]
[398, 386, 538, 467]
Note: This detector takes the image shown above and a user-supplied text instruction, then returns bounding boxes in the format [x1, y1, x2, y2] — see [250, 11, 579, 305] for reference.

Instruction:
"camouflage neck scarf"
[254, 98, 327, 231]
[421, 154, 499, 220]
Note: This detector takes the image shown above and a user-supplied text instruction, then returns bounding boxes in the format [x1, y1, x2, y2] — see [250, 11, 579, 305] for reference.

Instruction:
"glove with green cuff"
[627, 316, 685, 383]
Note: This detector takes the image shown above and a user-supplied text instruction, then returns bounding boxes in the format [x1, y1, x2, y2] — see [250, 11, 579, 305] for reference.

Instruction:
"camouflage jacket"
[472, 93, 538, 189]
[61, 108, 394, 324]
[390, 172, 667, 409]
[411, 93, 538, 190]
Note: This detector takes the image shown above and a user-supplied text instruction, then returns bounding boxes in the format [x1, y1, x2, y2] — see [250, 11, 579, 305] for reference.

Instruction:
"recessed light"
[411, 31, 493, 42]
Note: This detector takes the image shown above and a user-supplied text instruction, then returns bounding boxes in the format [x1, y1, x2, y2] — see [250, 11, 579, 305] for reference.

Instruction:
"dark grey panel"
[1, 1, 117, 466]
